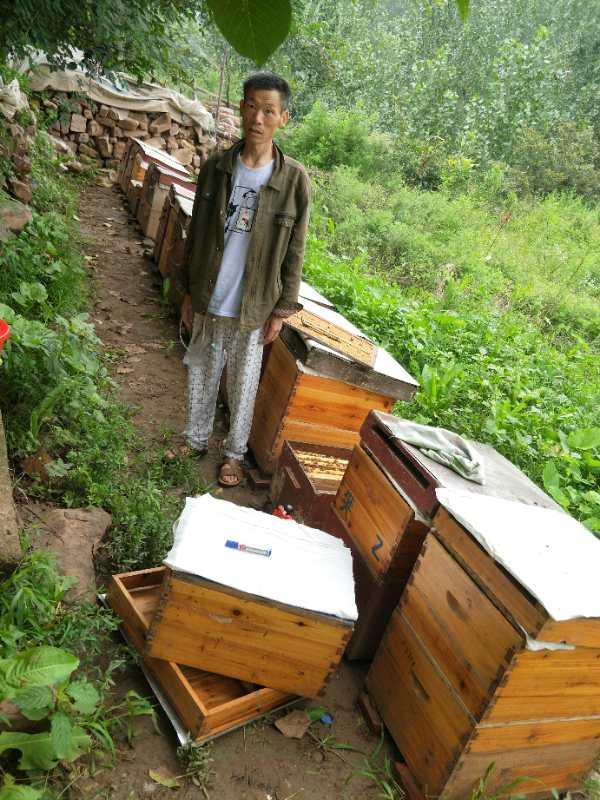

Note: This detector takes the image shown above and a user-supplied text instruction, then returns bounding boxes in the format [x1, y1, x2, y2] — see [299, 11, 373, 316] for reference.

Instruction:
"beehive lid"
[164, 494, 358, 621]
[436, 488, 600, 621]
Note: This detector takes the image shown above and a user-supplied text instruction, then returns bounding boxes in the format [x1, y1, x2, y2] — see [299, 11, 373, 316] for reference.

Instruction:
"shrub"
[508, 121, 600, 201]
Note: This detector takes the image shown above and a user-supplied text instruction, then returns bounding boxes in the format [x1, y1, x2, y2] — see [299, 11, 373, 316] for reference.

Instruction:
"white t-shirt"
[207, 155, 274, 317]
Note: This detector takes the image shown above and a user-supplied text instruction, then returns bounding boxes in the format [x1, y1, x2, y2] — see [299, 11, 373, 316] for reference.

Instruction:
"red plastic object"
[272, 504, 294, 521]
[0, 320, 10, 352]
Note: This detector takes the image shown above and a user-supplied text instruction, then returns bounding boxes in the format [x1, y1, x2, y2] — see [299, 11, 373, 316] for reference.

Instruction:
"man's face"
[240, 88, 289, 146]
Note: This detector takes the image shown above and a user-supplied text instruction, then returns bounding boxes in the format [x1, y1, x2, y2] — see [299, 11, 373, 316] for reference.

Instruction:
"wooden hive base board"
[107, 568, 295, 742]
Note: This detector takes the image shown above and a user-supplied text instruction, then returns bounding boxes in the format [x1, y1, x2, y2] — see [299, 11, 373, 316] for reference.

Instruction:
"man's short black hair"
[243, 72, 291, 111]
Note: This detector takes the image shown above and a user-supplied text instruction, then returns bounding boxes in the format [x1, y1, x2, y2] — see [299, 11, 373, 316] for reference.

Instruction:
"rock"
[145, 136, 165, 150]
[166, 137, 178, 152]
[113, 141, 127, 159]
[170, 123, 180, 137]
[78, 143, 100, 159]
[77, 132, 89, 144]
[174, 147, 193, 166]
[36, 507, 112, 602]
[83, 108, 93, 119]
[88, 120, 104, 137]
[96, 115, 116, 129]
[113, 126, 123, 138]
[105, 160, 120, 172]
[192, 154, 201, 168]
[42, 98, 58, 110]
[11, 154, 32, 175]
[118, 117, 139, 131]
[149, 113, 171, 134]
[70, 113, 87, 133]
[138, 119, 148, 131]
[49, 135, 71, 154]
[8, 178, 32, 204]
[96, 136, 113, 158]
[0, 192, 31, 232]
[0, 413, 20, 573]
[67, 160, 86, 174]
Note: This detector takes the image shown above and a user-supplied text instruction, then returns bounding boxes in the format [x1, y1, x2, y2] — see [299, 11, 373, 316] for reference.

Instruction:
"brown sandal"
[218, 457, 244, 487]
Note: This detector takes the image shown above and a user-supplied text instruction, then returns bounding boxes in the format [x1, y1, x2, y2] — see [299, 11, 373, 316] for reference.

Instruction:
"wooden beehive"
[360, 410, 556, 517]
[250, 336, 417, 475]
[332, 444, 429, 659]
[367, 507, 600, 799]
[156, 185, 194, 285]
[137, 162, 196, 240]
[125, 179, 143, 216]
[270, 441, 352, 530]
[107, 568, 295, 742]
[119, 137, 189, 194]
[145, 567, 354, 698]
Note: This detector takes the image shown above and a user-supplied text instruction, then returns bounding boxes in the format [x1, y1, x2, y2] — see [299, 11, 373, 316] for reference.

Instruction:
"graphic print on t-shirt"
[225, 185, 258, 234]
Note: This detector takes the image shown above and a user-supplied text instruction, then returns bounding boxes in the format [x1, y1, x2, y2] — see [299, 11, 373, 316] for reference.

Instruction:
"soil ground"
[72, 183, 394, 800]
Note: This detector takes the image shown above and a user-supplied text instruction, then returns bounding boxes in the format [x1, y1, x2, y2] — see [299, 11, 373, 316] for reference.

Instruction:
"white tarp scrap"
[165, 494, 358, 622]
[0, 77, 29, 121]
[436, 488, 600, 622]
[28, 64, 214, 132]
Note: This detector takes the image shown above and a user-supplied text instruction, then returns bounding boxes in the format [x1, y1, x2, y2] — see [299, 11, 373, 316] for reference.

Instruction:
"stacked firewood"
[33, 92, 242, 178]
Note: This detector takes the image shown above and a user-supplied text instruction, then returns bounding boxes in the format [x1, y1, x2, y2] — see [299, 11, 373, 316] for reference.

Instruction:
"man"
[180, 72, 311, 487]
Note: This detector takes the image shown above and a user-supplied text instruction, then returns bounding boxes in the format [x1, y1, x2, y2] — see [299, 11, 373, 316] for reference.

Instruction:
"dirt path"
[76, 184, 388, 800]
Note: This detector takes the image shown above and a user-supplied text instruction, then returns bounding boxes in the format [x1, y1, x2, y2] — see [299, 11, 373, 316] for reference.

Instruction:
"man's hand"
[181, 294, 193, 332]
[262, 314, 283, 345]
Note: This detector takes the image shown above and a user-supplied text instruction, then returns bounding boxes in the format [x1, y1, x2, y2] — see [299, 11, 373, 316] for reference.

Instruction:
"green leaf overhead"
[206, 0, 293, 65]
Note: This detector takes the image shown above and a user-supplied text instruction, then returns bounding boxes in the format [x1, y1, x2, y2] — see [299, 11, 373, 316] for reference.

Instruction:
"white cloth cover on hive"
[436, 488, 600, 621]
[165, 494, 358, 622]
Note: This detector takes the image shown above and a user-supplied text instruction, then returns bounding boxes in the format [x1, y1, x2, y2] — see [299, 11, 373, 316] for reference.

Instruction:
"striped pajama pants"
[183, 313, 263, 461]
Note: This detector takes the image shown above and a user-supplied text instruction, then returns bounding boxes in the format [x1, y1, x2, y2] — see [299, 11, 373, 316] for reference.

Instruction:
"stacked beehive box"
[356, 414, 600, 797]
[107, 567, 294, 742]
[136, 162, 196, 240]
[107, 495, 357, 740]
[250, 317, 418, 475]
[334, 410, 565, 661]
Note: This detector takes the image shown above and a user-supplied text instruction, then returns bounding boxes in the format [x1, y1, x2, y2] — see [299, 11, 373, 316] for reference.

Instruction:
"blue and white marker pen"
[225, 539, 272, 558]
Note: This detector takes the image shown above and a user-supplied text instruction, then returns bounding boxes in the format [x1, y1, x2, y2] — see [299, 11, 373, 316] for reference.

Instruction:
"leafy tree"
[0, 0, 293, 77]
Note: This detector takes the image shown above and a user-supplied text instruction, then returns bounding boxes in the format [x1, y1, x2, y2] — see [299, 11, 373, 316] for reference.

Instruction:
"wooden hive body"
[249, 337, 396, 475]
[331, 443, 429, 659]
[137, 162, 195, 240]
[367, 512, 600, 799]
[145, 568, 354, 698]
[107, 568, 295, 742]
[360, 410, 559, 517]
[270, 441, 352, 531]
[155, 186, 194, 282]
[119, 138, 189, 195]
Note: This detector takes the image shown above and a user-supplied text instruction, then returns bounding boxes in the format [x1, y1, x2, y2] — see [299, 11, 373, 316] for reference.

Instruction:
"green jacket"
[182, 139, 311, 329]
